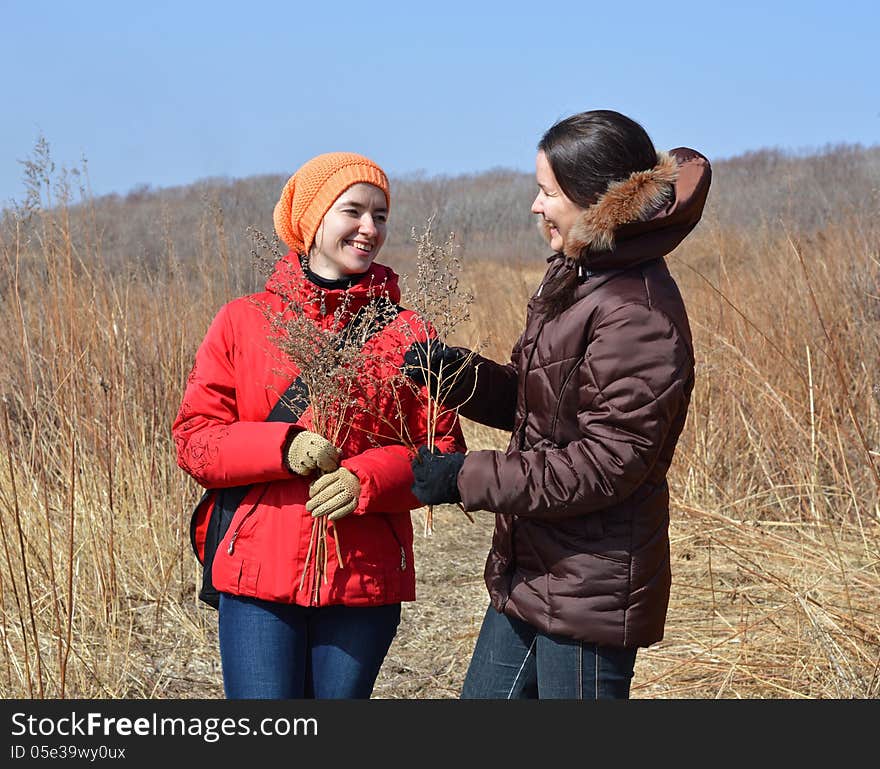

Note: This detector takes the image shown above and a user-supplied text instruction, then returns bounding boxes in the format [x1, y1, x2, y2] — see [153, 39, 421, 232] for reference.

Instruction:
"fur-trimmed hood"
[539, 147, 711, 272]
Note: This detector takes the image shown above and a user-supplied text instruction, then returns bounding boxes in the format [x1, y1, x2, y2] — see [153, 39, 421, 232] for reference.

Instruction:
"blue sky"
[1, 0, 877, 206]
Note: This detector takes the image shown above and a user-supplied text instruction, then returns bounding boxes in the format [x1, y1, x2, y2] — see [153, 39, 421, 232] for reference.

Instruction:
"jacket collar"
[265, 251, 401, 319]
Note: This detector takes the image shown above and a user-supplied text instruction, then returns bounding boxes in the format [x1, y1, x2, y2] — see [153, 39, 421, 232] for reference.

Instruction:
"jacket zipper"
[226, 485, 269, 555]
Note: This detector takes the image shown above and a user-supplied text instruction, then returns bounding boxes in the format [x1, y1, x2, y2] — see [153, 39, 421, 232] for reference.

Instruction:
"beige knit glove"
[305, 467, 360, 521]
[285, 430, 341, 476]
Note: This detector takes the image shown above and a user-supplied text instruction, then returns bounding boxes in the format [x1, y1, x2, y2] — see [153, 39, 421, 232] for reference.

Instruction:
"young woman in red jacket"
[407, 111, 711, 699]
[173, 152, 465, 699]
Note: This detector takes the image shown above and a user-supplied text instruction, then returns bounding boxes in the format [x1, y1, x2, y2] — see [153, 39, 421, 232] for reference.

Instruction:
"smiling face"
[309, 183, 388, 279]
[531, 150, 584, 253]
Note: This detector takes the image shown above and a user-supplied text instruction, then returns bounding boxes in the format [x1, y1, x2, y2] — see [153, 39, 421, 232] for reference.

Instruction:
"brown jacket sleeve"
[457, 303, 693, 518]
[447, 339, 522, 431]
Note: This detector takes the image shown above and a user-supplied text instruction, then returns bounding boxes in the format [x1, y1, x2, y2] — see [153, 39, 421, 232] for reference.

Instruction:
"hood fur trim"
[538, 151, 680, 260]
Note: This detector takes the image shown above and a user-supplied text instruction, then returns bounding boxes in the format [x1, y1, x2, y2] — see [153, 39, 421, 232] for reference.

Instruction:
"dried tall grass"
[0, 141, 877, 698]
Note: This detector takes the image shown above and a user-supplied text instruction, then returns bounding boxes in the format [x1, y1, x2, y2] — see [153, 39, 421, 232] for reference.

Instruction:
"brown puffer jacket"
[456, 147, 712, 648]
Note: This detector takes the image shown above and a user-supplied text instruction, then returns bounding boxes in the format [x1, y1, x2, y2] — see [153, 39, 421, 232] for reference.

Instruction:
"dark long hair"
[537, 110, 659, 317]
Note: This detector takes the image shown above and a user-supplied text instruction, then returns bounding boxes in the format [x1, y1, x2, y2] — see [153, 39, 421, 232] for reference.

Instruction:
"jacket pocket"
[378, 515, 407, 572]
[222, 484, 269, 556]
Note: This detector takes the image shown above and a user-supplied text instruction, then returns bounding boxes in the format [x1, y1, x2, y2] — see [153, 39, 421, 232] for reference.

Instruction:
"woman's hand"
[285, 430, 341, 476]
[410, 446, 465, 505]
[402, 339, 467, 394]
[306, 467, 360, 521]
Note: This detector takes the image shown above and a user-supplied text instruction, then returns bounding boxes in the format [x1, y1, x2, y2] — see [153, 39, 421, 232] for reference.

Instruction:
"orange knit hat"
[273, 152, 390, 254]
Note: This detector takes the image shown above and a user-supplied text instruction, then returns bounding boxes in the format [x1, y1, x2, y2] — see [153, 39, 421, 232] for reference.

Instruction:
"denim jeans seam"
[594, 643, 600, 699]
[507, 637, 537, 699]
[577, 642, 583, 700]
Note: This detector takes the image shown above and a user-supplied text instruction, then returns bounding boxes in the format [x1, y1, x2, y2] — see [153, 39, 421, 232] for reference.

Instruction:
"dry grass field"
[0, 142, 877, 698]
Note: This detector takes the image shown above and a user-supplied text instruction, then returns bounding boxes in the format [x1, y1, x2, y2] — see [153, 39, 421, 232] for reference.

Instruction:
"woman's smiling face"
[309, 183, 388, 279]
[531, 150, 584, 253]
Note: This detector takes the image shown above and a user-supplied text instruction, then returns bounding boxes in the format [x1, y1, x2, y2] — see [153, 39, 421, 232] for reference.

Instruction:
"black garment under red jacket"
[455, 148, 711, 647]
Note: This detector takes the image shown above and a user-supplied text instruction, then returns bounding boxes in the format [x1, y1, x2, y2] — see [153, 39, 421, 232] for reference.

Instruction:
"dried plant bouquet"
[402, 218, 482, 534]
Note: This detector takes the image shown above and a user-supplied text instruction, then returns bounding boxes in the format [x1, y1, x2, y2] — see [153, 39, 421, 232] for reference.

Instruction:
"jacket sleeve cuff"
[342, 445, 422, 515]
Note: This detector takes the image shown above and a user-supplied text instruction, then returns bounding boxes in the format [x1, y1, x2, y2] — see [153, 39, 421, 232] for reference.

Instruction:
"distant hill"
[4, 143, 878, 291]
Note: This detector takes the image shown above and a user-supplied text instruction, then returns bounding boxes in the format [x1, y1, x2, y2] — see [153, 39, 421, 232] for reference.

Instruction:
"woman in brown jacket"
[407, 109, 711, 699]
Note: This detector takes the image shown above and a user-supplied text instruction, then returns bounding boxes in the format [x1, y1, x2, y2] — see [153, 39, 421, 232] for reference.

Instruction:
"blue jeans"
[461, 605, 638, 699]
[218, 593, 401, 699]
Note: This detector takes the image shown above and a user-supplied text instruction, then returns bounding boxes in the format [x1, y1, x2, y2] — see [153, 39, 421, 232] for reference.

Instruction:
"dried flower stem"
[403, 218, 480, 534]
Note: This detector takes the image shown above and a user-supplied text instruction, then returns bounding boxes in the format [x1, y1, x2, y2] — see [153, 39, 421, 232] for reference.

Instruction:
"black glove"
[402, 339, 467, 395]
[411, 446, 465, 506]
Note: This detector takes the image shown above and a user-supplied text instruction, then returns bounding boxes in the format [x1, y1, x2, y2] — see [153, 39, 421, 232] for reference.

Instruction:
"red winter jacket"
[172, 253, 465, 607]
